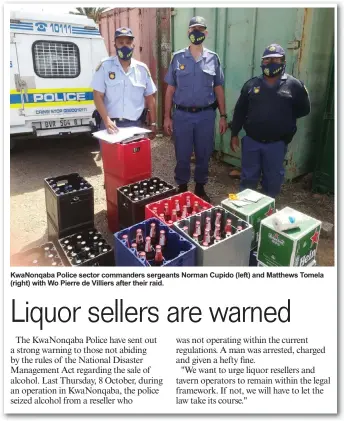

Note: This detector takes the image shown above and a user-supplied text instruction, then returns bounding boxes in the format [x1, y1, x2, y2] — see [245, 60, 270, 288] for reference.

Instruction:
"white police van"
[10, 10, 107, 147]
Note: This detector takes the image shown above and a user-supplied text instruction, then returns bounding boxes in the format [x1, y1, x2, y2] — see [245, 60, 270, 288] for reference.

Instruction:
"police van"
[10, 10, 108, 147]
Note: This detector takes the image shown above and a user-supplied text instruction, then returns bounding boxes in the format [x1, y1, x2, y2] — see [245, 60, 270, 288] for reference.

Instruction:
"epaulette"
[95, 56, 113, 72]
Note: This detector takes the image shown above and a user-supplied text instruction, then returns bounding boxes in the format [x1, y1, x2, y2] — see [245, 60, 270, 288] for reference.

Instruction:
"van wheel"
[10, 137, 17, 151]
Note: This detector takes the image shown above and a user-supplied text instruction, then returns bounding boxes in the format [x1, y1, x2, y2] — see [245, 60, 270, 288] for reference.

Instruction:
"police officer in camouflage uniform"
[164, 16, 228, 202]
[230, 43, 310, 198]
[91, 27, 157, 136]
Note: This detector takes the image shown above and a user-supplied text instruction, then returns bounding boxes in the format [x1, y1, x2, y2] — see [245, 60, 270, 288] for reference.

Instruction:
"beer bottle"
[152, 206, 158, 215]
[128, 193, 134, 201]
[123, 188, 129, 196]
[214, 235, 222, 244]
[97, 242, 104, 254]
[193, 232, 200, 244]
[195, 221, 201, 237]
[225, 219, 232, 237]
[171, 209, 178, 222]
[43, 246, 51, 258]
[134, 189, 139, 197]
[193, 201, 200, 213]
[182, 226, 189, 236]
[191, 211, 197, 216]
[66, 246, 74, 256]
[138, 251, 147, 262]
[181, 205, 188, 219]
[205, 217, 211, 232]
[142, 182, 148, 194]
[136, 229, 144, 251]
[122, 234, 130, 247]
[139, 190, 144, 199]
[159, 213, 166, 222]
[164, 203, 170, 221]
[215, 211, 222, 227]
[186, 195, 192, 213]
[62, 239, 70, 248]
[158, 230, 167, 251]
[158, 183, 165, 192]
[133, 197, 139, 202]
[153, 245, 164, 266]
[203, 228, 211, 244]
[236, 226, 243, 232]
[214, 223, 221, 239]
[149, 223, 157, 245]
[149, 186, 155, 196]
[144, 237, 154, 260]
[202, 241, 209, 248]
[175, 200, 181, 217]
[131, 242, 138, 255]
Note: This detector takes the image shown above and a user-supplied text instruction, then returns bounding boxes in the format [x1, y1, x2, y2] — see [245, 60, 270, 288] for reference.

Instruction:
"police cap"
[261, 43, 285, 59]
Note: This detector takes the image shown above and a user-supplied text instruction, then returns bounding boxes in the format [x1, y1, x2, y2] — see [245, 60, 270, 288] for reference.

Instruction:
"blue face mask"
[116, 46, 133, 61]
[261, 62, 285, 78]
[188, 30, 206, 45]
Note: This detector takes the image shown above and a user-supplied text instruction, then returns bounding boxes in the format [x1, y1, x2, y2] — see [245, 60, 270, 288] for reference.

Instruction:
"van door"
[13, 32, 94, 129]
[10, 37, 26, 128]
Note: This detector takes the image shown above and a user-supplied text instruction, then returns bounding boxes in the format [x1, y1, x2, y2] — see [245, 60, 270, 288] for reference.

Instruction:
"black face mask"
[188, 30, 206, 45]
[261, 62, 286, 77]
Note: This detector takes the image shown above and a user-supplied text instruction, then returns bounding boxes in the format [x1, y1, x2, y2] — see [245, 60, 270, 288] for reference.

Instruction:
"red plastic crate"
[145, 191, 213, 227]
[106, 200, 119, 233]
[101, 137, 152, 180]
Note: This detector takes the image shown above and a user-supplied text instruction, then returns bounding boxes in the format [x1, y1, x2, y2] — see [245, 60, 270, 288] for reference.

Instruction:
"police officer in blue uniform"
[164, 16, 228, 202]
[91, 27, 157, 136]
[230, 43, 310, 198]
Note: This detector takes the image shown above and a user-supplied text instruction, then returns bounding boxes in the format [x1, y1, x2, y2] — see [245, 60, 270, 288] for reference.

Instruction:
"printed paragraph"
[9, 335, 161, 406]
[175, 335, 331, 405]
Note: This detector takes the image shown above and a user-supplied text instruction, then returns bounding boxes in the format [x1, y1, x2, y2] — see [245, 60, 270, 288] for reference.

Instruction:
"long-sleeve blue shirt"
[231, 73, 310, 141]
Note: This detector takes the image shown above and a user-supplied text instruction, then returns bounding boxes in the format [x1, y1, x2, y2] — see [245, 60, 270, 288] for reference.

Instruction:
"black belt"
[111, 118, 138, 123]
[175, 102, 217, 113]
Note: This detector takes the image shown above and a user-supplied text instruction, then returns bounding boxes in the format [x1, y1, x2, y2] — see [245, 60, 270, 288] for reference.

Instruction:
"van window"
[32, 41, 80, 78]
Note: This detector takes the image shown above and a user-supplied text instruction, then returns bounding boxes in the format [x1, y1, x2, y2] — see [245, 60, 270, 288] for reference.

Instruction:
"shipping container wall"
[99, 8, 171, 126]
[171, 7, 335, 180]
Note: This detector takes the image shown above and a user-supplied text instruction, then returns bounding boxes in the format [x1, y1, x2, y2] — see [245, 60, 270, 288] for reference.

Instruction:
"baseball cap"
[115, 27, 134, 39]
[189, 16, 207, 29]
[261, 44, 285, 59]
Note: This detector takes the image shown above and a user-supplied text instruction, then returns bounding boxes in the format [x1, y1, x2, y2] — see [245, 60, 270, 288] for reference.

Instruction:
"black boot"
[195, 183, 211, 203]
[177, 183, 188, 193]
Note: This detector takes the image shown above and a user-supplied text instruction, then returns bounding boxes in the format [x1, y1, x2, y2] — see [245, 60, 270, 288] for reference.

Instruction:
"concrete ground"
[10, 134, 335, 266]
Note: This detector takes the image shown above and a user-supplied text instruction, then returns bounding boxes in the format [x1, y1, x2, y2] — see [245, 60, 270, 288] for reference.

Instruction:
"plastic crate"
[117, 177, 177, 229]
[145, 191, 213, 227]
[44, 173, 94, 235]
[114, 218, 196, 267]
[11, 242, 64, 267]
[47, 214, 94, 242]
[174, 206, 253, 266]
[101, 137, 151, 179]
[249, 248, 258, 266]
[58, 228, 114, 266]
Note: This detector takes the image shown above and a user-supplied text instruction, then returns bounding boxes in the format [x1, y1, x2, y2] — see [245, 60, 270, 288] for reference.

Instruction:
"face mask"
[116, 46, 133, 61]
[261, 62, 285, 77]
[188, 30, 206, 45]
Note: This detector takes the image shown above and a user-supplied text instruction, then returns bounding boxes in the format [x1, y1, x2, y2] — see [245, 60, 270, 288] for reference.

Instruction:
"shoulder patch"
[95, 57, 112, 71]
[95, 62, 102, 71]
[206, 49, 221, 64]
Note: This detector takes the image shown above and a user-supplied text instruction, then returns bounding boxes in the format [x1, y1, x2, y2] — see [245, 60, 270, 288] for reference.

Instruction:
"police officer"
[164, 16, 228, 202]
[91, 27, 157, 136]
[230, 43, 310, 198]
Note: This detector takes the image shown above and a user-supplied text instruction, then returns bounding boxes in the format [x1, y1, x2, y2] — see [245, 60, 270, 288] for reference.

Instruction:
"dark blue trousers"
[240, 135, 287, 198]
[173, 108, 216, 185]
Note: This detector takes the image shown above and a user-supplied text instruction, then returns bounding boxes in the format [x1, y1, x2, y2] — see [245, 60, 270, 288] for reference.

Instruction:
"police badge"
[109, 72, 116, 80]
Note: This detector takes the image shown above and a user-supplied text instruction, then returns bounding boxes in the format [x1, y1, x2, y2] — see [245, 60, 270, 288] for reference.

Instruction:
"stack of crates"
[114, 218, 196, 266]
[11, 242, 64, 267]
[101, 138, 152, 232]
[145, 191, 213, 227]
[257, 207, 322, 266]
[44, 173, 94, 241]
[174, 206, 253, 266]
[117, 177, 177, 229]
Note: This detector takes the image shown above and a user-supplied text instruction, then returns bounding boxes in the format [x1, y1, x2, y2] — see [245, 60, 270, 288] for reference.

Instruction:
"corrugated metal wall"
[171, 7, 335, 180]
[98, 8, 171, 126]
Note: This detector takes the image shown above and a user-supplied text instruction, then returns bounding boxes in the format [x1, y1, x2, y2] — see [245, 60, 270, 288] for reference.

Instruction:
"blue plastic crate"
[114, 218, 196, 267]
